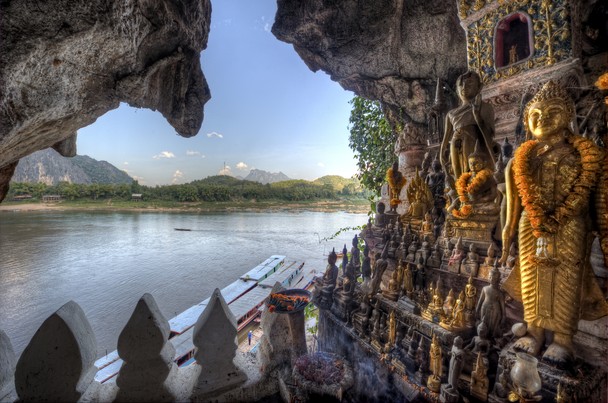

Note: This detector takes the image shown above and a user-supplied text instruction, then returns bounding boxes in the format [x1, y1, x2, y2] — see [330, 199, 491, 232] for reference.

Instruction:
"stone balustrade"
[0, 289, 280, 402]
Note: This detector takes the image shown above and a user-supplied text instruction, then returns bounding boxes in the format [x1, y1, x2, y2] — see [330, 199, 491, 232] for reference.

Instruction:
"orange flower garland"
[452, 168, 493, 218]
[595, 72, 608, 105]
[386, 168, 407, 208]
[513, 136, 603, 238]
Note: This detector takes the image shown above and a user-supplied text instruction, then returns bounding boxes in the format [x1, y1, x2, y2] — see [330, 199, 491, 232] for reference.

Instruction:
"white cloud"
[153, 151, 175, 159]
[264, 22, 271, 33]
[206, 131, 224, 139]
[317, 162, 325, 167]
[236, 162, 248, 170]
[186, 150, 200, 156]
[123, 162, 129, 165]
[219, 166, 233, 176]
[172, 170, 184, 184]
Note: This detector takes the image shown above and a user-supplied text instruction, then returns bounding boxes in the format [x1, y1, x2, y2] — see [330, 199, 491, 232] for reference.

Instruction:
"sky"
[77, 0, 358, 186]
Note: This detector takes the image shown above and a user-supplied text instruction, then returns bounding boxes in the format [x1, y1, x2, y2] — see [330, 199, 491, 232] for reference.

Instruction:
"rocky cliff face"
[13, 149, 133, 185]
[0, 0, 212, 201]
[244, 169, 291, 185]
[273, 0, 468, 129]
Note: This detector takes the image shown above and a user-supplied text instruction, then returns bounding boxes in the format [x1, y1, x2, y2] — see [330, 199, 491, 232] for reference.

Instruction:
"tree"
[348, 96, 397, 197]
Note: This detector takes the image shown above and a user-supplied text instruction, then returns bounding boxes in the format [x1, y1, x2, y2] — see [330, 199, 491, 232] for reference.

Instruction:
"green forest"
[7, 175, 369, 203]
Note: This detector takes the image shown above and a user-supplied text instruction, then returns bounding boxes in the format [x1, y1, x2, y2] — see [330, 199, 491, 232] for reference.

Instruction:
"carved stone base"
[371, 339, 384, 353]
[444, 214, 499, 245]
[331, 295, 353, 322]
[439, 384, 459, 403]
[397, 297, 421, 315]
[427, 374, 441, 393]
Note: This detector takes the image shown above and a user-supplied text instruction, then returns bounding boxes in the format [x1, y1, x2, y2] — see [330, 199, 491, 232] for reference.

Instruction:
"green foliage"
[7, 174, 368, 204]
[304, 304, 318, 336]
[348, 96, 397, 197]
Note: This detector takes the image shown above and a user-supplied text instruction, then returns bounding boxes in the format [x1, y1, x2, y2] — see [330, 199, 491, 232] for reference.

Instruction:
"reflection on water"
[0, 210, 365, 357]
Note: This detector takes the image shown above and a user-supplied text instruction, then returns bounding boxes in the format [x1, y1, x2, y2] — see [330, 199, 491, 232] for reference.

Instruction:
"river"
[0, 210, 366, 357]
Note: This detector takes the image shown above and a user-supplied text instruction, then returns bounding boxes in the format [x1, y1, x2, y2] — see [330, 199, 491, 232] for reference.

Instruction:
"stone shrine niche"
[494, 12, 533, 69]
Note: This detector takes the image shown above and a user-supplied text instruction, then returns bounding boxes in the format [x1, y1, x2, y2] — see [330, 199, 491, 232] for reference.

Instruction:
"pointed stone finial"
[0, 330, 16, 399]
[192, 288, 246, 396]
[15, 301, 97, 402]
[434, 78, 445, 106]
[116, 293, 177, 401]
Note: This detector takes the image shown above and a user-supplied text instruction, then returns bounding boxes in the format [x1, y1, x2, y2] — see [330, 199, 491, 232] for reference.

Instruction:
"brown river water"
[0, 210, 366, 357]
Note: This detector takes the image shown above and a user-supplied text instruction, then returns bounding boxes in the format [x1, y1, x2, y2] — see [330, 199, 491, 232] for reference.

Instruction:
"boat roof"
[239, 255, 285, 281]
[228, 286, 272, 319]
[258, 260, 304, 288]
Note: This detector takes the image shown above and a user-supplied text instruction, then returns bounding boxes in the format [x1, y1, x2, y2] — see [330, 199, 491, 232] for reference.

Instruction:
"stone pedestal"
[443, 214, 499, 247]
[331, 294, 354, 322]
[440, 384, 459, 403]
[398, 296, 421, 315]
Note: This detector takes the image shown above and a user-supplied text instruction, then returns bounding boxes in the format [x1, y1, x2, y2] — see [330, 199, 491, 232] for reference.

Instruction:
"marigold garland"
[596, 72, 608, 105]
[452, 168, 493, 218]
[512, 136, 603, 238]
[386, 168, 407, 207]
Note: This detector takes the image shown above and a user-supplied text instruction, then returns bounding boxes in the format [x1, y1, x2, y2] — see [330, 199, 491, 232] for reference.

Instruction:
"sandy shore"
[0, 203, 64, 212]
[0, 201, 369, 214]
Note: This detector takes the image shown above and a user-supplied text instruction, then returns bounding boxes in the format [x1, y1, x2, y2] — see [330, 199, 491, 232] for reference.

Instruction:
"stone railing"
[0, 288, 282, 402]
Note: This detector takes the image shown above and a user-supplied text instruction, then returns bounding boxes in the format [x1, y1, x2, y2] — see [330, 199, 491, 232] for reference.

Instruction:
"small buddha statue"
[386, 310, 397, 350]
[369, 248, 389, 298]
[418, 234, 432, 264]
[466, 322, 491, 356]
[317, 248, 339, 309]
[374, 201, 387, 228]
[450, 291, 466, 328]
[442, 239, 453, 260]
[501, 136, 513, 160]
[426, 156, 446, 200]
[386, 161, 407, 213]
[350, 235, 361, 270]
[449, 140, 499, 218]
[476, 264, 505, 339]
[444, 336, 464, 395]
[484, 242, 498, 266]
[383, 262, 402, 302]
[414, 256, 426, 291]
[448, 236, 465, 272]
[421, 211, 433, 234]
[341, 260, 356, 297]
[462, 243, 480, 277]
[402, 262, 414, 297]
[427, 334, 442, 393]
[464, 275, 477, 311]
[505, 242, 517, 269]
[443, 288, 455, 318]
[470, 351, 489, 401]
[427, 243, 442, 268]
[361, 245, 372, 279]
[405, 237, 420, 264]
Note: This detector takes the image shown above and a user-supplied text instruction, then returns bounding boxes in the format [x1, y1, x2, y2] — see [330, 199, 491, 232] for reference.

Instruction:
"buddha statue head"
[456, 71, 482, 103]
[468, 140, 488, 174]
[524, 81, 575, 141]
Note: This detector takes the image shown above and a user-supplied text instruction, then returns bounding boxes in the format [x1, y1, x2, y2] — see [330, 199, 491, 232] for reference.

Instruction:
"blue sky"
[77, 0, 357, 186]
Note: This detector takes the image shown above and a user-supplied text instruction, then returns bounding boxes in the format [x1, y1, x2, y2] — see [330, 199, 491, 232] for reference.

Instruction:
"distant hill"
[244, 169, 290, 184]
[12, 149, 133, 185]
[314, 175, 362, 194]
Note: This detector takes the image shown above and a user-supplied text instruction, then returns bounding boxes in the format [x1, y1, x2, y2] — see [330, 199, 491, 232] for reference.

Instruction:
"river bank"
[0, 198, 371, 214]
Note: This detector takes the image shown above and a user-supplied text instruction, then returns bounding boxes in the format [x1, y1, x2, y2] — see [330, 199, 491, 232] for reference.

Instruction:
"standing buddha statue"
[386, 161, 407, 213]
[500, 81, 608, 364]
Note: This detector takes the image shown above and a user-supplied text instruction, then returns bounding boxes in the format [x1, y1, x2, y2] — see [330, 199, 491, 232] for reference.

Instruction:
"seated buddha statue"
[449, 141, 499, 218]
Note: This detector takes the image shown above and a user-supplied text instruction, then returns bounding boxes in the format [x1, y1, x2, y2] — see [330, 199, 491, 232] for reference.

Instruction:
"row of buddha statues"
[313, 75, 607, 401]
[384, 75, 608, 368]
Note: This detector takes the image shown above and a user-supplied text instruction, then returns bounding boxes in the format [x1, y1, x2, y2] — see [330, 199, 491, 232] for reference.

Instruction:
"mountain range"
[243, 169, 290, 184]
[12, 149, 133, 185]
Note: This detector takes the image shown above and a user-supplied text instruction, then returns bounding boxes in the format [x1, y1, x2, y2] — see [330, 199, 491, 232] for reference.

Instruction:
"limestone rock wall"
[0, 0, 212, 201]
[273, 0, 468, 127]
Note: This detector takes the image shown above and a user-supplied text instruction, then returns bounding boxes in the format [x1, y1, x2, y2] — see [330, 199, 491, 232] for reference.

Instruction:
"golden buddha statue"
[405, 168, 434, 219]
[440, 71, 496, 190]
[501, 81, 608, 364]
[449, 140, 498, 218]
[427, 333, 442, 392]
[386, 161, 407, 213]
